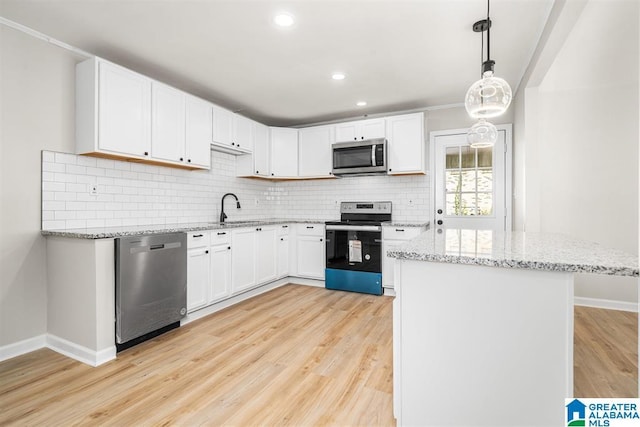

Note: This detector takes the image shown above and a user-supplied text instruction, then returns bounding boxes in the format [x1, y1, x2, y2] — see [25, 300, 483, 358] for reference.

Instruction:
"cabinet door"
[233, 115, 253, 150]
[297, 235, 325, 279]
[386, 113, 425, 174]
[270, 127, 298, 177]
[277, 235, 290, 278]
[298, 125, 334, 177]
[382, 240, 402, 289]
[151, 82, 186, 163]
[231, 228, 256, 293]
[335, 122, 358, 142]
[210, 244, 232, 302]
[361, 118, 386, 140]
[255, 226, 277, 284]
[187, 247, 209, 312]
[98, 61, 151, 157]
[253, 122, 270, 176]
[185, 96, 212, 168]
[212, 105, 234, 146]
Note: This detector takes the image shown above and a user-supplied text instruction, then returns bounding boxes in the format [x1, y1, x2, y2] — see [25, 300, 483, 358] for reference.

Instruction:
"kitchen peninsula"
[389, 228, 639, 426]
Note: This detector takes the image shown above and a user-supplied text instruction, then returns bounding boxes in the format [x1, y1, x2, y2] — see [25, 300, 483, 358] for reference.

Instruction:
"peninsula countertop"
[387, 228, 639, 277]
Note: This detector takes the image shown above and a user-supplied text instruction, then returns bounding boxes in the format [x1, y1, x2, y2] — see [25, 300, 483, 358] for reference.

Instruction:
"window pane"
[460, 193, 477, 216]
[446, 170, 461, 192]
[445, 193, 458, 216]
[477, 146, 492, 168]
[460, 169, 477, 192]
[477, 169, 493, 192]
[477, 192, 493, 216]
[445, 146, 460, 169]
[460, 146, 476, 169]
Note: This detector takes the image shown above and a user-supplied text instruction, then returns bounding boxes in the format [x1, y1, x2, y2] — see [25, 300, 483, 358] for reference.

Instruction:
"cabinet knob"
[227, 246, 231, 250]
[320, 238, 323, 242]
[232, 142, 236, 146]
[361, 136, 364, 140]
[280, 238, 284, 241]
[353, 137, 357, 141]
[271, 173, 274, 176]
[389, 168, 392, 172]
[237, 144, 240, 147]
[205, 250, 209, 254]
[180, 157, 184, 161]
[187, 159, 191, 163]
[144, 151, 149, 156]
[256, 170, 259, 174]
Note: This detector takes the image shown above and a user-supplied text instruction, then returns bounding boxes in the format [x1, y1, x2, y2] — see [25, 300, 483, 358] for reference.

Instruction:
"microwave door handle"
[371, 145, 376, 166]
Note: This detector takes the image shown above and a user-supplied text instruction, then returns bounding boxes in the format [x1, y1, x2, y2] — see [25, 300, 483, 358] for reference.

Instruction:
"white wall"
[522, 0, 639, 305]
[0, 26, 82, 346]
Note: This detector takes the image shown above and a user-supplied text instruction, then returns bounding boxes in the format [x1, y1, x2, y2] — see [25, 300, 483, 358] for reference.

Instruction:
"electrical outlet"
[254, 197, 259, 206]
[409, 199, 413, 206]
[90, 184, 98, 195]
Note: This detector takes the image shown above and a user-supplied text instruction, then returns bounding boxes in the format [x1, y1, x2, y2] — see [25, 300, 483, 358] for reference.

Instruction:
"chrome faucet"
[220, 193, 241, 223]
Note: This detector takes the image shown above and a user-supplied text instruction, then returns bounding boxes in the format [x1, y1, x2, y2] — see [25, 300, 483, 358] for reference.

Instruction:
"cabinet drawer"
[188, 231, 210, 248]
[297, 224, 324, 237]
[211, 229, 232, 244]
[383, 226, 423, 241]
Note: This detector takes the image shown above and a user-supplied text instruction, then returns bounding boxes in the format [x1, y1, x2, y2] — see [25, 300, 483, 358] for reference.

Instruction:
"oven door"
[325, 226, 382, 273]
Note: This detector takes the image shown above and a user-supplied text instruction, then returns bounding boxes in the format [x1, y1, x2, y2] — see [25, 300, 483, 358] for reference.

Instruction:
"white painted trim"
[46, 334, 116, 367]
[575, 296, 638, 313]
[0, 17, 93, 58]
[0, 334, 46, 363]
[182, 276, 325, 325]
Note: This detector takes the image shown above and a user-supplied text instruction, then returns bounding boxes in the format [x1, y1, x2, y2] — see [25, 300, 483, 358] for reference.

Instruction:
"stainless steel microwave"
[332, 138, 387, 176]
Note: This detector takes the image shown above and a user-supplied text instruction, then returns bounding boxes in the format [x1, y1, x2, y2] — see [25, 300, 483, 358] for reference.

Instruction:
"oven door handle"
[325, 225, 382, 232]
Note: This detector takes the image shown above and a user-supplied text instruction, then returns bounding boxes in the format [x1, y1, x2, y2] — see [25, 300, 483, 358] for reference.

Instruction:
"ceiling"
[0, 0, 554, 127]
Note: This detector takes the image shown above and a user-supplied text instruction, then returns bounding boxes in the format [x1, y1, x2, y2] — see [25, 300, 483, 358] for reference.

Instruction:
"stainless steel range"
[325, 201, 391, 295]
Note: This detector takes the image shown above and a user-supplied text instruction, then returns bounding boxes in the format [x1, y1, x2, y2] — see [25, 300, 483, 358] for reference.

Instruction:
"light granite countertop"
[41, 219, 331, 239]
[388, 228, 639, 277]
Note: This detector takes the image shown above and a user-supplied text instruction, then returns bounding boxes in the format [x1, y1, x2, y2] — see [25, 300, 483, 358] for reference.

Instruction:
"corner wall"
[523, 0, 639, 305]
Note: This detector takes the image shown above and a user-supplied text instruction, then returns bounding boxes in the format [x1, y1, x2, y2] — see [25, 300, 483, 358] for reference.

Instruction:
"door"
[210, 244, 231, 302]
[386, 113, 425, 174]
[277, 235, 290, 278]
[185, 95, 212, 168]
[297, 235, 325, 279]
[187, 247, 209, 312]
[270, 127, 299, 177]
[255, 227, 277, 284]
[325, 228, 382, 273]
[432, 126, 512, 230]
[151, 82, 186, 163]
[298, 125, 334, 177]
[231, 228, 256, 293]
[98, 61, 151, 157]
[253, 122, 270, 176]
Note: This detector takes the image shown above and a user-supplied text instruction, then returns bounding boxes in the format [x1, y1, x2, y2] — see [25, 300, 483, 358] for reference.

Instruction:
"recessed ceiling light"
[356, 101, 367, 107]
[332, 72, 346, 80]
[273, 13, 295, 27]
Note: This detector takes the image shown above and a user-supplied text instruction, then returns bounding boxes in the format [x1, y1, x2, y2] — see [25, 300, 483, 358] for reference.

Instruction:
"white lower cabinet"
[210, 243, 232, 302]
[187, 246, 210, 312]
[295, 224, 325, 279]
[255, 226, 278, 284]
[382, 226, 426, 289]
[277, 225, 290, 278]
[231, 228, 257, 293]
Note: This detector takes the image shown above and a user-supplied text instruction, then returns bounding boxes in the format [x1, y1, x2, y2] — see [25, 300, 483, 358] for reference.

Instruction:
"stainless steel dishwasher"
[115, 232, 187, 351]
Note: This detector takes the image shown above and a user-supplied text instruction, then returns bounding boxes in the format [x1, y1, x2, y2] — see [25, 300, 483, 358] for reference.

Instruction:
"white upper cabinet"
[335, 118, 385, 142]
[77, 58, 152, 159]
[212, 105, 234, 147]
[184, 95, 213, 168]
[385, 112, 425, 174]
[76, 57, 209, 170]
[151, 82, 186, 164]
[270, 127, 298, 177]
[253, 122, 270, 177]
[298, 125, 335, 178]
[233, 115, 254, 151]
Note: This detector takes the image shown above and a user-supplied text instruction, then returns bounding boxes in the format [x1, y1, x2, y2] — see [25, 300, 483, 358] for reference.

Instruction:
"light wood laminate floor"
[0, 285, 637, 426]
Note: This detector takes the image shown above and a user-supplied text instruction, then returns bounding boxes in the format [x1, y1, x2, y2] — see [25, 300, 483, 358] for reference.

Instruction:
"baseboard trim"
[46, 334, 116, 367]
[575, 296, 638, 312]
[0, 334, 47, 363]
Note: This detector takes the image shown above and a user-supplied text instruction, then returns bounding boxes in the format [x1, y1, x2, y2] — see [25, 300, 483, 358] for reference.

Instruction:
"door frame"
[429, 124, 513, 231]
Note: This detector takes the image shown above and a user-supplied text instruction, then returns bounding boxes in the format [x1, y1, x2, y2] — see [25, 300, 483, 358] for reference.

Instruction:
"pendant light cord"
[486, 0, 491, 65]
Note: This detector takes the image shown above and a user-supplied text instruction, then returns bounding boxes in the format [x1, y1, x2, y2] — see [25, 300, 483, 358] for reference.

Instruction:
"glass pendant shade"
[465, 71, 513, 119]
[467, 119, 497, 148]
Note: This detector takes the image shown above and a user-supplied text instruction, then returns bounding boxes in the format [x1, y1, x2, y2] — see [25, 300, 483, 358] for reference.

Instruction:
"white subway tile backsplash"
[41, 149, 430, 230]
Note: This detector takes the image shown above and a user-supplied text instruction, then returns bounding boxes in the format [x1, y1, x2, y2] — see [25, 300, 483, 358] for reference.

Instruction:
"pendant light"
[465, 0, 512, 119]
[467, 119, 498, 148]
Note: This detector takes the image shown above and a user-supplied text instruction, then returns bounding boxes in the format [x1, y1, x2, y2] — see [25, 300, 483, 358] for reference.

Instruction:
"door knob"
[437, 220, 443, 225]
[437, 209, 443, 214]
